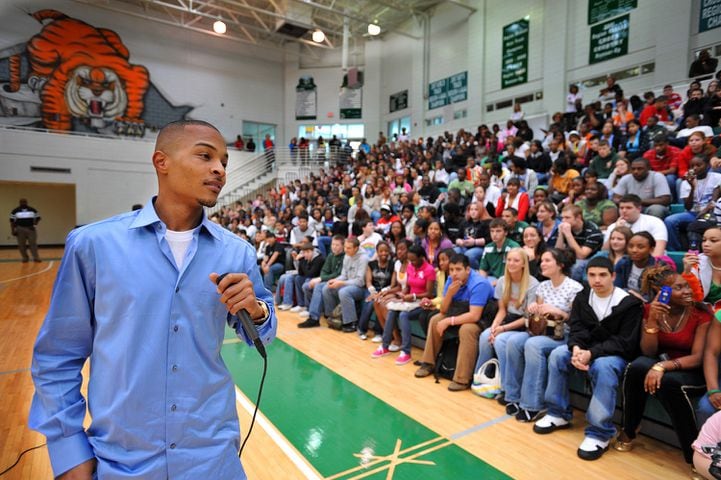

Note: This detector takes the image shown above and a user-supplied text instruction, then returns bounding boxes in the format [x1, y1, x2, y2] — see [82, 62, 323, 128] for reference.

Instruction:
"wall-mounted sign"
[588, 0, 637, 25]
[447, 72, 468, 103]
[700, 0, 721, 32]
[589, 14, 629, 64]
[340, 87, 362, 119]
[428, 79, 447, 110]
[501, 19, 529, 89]
[389, 90, 408, 113]
[295, 76, 317, 120]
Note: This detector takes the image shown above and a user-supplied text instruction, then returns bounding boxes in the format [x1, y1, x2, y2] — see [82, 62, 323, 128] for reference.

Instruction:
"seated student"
[535, 200, 560, 246]
[522, 225, 547, 281]
[612, 158, 672, 219]
[594, 225, 632, 275]
[421, 220, 454, 267]
[503, 249, 583, 421]
[298, 235, 345, 328]
[358, 242, 394, 340]
[533, 257, 643, 461]
[547, 157, 580, 203]
[700, 307, 721, 429]
[414, 253, 494, 391]
[276, 242, 324, 311]
[441, 202, 466, 245]
[357, 220, 383, 260]
[617, 265, 710, 467]
[684, 226, 721, 315]
[454, 202, 489, 269]
[589, 140, 618, 180]
[260, 230, 286, 291]
[496, 178, 530, 221]
[604, 194, 668, 258]
[322, 238, 369, 332]
[576, 182, 616, 227]
[372, 244, 436, 365]
[692, 409, 721, 480]
[479, 219, 521, 286]
[555, 204, 604, 282]
[476, 248, 539, 400]
[613, 232, 661, 301]
[619, 119, 649, 161]
[373, 239, 412, 347]
[501, 208, 528, 245]
[508, 157, 538, 194]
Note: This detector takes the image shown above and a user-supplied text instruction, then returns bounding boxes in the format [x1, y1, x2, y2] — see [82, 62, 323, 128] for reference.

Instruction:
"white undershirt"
[589, 287, 628, 322]
[165, 228, 197, 269]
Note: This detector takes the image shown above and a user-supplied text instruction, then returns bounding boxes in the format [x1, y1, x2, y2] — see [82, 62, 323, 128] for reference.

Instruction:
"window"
[242, 121, 276, 151]
[297, 124, 365, 141]
[453, 109, 467, 120]
[577, 62, 655, 89]
[387, 116, 411, 138]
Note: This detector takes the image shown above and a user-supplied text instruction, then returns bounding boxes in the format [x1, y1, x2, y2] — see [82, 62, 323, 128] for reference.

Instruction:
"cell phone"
[689, 239, 699, 254]
[658, 286, 672, 305]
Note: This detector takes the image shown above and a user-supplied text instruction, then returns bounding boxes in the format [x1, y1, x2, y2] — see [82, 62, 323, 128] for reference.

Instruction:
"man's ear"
[153, 150, 169, 174]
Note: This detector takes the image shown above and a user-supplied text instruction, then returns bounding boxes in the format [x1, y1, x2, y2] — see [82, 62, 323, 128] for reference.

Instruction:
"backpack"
[433, 327, 460, 382]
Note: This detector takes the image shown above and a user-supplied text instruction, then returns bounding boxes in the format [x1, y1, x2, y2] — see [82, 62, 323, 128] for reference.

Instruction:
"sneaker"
[395, 352, 412, 365]
[515, 408, 543, 423]
[277, 304, 293, 311]
[290, 306, 305, 313]
[358, 332, 368, 341]
[495, 393, 509, 406]
[371, 335, 383, 343]
[388, 344, 401, 352]
[448, 381, 470, 392]
[297, 319, 320, 328]
[371, 346, 391, 359]
[298, 311, 310, 319]
[533, 415, 570, 435]
[342, 323, 357, 333]
[505, 402, 520, 416]
[577, 437, 609, 461]
[414, 363, 434, 378]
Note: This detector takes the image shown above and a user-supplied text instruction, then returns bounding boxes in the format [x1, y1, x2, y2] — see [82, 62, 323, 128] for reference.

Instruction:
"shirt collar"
[129, 196, 223, 241]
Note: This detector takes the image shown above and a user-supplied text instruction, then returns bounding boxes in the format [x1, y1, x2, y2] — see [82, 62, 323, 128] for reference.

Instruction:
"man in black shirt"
[556, 204, 603, 282]
[9, 198, 41, 262]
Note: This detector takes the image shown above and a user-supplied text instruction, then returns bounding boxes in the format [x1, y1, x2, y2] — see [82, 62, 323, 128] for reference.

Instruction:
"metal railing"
[210, 151, 277, 213]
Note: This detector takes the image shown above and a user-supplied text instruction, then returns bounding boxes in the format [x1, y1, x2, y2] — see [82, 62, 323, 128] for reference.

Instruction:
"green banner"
[588, 0, 637, 25]
[589, 14, 629, 64]
[501, 19, 529, 89]
[447, 72, 468, 103]
[389, 90, 408, 113]
[700, 0, 721, 32]
[428, 79, 448, 110]
[340, 87, 362, 119]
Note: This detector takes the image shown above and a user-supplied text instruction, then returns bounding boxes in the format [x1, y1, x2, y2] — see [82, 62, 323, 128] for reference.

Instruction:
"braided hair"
[640, 263, 675, 298]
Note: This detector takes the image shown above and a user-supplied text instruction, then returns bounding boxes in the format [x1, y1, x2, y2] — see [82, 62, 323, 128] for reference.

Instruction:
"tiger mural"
[5, 9, 149, 132]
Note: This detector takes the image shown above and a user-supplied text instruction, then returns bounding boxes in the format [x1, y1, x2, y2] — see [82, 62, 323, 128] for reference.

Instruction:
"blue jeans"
[263, 263, 284, 291]
[358, 301, 381, 334]
[322, 284, 366, 325]
[305, 280, 327, 321]
[664, 211, 696, 251]
[570, 259, 590, 283]
[504, 333, 565, 410]
[697, 364, 721, 427]
[455, 246, 485, 270]
[316, 236, 331, 257]
[665, 174, 678, 203]
[293, 275, 309, 307]
[474, 327, 513, 377]
[383, 307, 422, 355]
[275, 273, 295, 305]
[544, 345, 627, 441]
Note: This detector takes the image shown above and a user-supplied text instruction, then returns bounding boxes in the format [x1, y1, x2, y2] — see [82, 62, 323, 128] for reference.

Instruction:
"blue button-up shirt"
[29, 200, 276, 479]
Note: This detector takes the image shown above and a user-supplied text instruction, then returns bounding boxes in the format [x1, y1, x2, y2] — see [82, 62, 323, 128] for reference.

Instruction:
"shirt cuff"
[47, 431, 94, 477]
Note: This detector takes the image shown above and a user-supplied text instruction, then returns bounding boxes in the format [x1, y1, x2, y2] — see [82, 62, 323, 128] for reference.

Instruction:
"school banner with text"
[501, 19, 529, 89]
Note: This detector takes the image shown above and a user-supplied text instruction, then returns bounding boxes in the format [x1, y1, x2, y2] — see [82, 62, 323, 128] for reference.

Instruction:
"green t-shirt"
[479, 238, 521, 278]
[708, 282, 721, 305]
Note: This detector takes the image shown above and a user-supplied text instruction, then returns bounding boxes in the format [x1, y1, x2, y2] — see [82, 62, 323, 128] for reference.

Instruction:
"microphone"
[216, 273, 267, 358]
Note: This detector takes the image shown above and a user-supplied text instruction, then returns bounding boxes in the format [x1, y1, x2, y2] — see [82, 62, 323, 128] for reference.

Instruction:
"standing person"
[9, 198, 41, 262]
[29, 120, 277, 479]
[533, 257, 643, 461]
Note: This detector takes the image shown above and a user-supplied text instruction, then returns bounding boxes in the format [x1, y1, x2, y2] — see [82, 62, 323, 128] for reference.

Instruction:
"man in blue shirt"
[29, 120, 277, 479]
[414, 253, 493, 391]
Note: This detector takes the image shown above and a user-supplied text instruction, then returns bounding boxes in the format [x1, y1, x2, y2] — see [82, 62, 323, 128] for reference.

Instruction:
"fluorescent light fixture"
[312, 29, 325, 43]
[367, 23, 381, 36]
[213, 19, 227, 34]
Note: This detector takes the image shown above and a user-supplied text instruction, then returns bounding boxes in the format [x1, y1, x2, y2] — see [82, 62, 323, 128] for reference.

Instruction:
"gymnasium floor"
[0, 248, 693, 479]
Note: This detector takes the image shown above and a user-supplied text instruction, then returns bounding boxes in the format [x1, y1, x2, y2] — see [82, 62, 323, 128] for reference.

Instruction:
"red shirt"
[642, 145, 680, 173]
[639, 105, 669, 126]
[677, 144, 718, 177]
[644, 304, 711, 359]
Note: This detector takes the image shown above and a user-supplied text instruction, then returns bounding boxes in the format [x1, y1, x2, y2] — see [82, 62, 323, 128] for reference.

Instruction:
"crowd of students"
[210, 74, 721, 477]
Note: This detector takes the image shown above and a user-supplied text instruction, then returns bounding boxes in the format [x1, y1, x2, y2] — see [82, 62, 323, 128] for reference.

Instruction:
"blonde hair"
[501, 248, 531, 309]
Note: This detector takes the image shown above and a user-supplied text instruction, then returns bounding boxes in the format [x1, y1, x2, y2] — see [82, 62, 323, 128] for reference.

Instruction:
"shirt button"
[171, 404, 177, 411]
[172, 365, 178, 372]
[170, 443, 176, 449]
[173, 325, 179, 332]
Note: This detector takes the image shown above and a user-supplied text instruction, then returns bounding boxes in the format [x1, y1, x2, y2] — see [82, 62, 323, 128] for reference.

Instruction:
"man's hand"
[309, 277, 321, 289]
[435, 317, 450, 337]
[558, 222, 572, 238]
[209, 272, 262, 319]
[57, 458, 96, 480]
[447, 279, 463, 296]
[571, 348, 591, 371]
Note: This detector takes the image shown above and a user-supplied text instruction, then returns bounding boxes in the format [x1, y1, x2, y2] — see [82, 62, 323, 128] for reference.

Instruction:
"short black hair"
[618, 194, 642, 207]
[586, 256, 614, 274]
[448, 253, 470, 267]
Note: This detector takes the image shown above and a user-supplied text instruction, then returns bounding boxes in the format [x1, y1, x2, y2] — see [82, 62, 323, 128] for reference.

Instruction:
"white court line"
[0, 261, 55, 284]
[234, 386, 322, 480]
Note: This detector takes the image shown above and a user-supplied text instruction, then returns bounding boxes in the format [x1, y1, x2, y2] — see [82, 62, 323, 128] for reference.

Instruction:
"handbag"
[471, 359, 501, 398]
[525, 313, 565, 340]
[386, 300, 421, 312]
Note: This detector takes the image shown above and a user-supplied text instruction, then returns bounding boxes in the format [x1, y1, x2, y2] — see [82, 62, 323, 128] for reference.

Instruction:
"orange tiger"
[24, 9, 149, 131]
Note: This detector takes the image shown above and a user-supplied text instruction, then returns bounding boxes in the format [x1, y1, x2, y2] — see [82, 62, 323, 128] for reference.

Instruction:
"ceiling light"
[312, 29, 325, 43]
[367, 23, 381, 36]
[213, 19, 227, 34]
